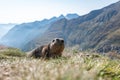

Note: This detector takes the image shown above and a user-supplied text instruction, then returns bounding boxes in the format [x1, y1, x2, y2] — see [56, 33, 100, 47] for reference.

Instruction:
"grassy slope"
[0, 48, 120, 80]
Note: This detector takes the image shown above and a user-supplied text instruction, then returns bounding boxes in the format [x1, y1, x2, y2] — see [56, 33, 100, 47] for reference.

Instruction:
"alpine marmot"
[26, 38, 64, 59]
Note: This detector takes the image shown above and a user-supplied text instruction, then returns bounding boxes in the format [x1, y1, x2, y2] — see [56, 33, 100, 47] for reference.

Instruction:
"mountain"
[0, 24, 16, 39]
[23, 1, 120, 53]
[0, 17, 62, 48]
[0, 14, 79, 49]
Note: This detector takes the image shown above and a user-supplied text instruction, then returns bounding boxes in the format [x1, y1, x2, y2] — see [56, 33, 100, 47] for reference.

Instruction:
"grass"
[0, 48, 25, 59]
[0, 48, 120, 80]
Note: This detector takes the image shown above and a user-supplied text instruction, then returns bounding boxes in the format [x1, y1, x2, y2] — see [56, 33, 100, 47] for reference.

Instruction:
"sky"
[0, 0, 119, 24]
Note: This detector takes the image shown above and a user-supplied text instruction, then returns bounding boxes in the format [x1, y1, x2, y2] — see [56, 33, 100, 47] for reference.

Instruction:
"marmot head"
[49, 38, 64, 54]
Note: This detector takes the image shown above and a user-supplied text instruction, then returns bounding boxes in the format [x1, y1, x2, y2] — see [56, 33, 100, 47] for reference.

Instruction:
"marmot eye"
[52, 40, 55, 42]
[61, 40, 64, 43]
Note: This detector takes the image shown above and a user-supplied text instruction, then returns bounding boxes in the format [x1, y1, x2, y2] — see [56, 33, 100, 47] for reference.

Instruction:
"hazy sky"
[0, 0, 119, 24]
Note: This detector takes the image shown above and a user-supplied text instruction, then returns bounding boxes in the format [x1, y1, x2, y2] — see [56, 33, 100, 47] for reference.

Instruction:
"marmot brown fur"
[26, 38, 64, 58]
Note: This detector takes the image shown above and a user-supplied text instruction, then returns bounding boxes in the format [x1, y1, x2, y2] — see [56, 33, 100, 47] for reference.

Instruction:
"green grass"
[0, 48, 120, 80]
[0, 48, 25, 59]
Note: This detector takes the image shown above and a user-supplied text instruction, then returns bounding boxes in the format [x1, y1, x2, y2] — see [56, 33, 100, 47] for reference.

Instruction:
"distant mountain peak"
[65, 13, 79, 20]
[58, 15, 65, 19]
[57, 13, 79, 20]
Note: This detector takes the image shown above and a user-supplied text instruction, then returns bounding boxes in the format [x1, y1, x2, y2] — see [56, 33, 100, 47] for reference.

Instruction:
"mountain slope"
[0, 24, 16, 39]
[24, 1, 120, 53]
